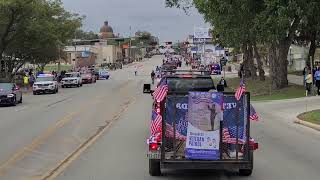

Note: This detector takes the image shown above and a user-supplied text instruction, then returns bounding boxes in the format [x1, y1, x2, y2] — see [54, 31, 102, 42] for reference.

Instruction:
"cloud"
[62, 0, 208, 41]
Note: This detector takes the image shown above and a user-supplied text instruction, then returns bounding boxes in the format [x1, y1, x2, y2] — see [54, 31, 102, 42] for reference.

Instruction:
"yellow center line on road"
[0, 97, 101, 177]
[41, 96, 137, 180]
[0, 77, 139, 179]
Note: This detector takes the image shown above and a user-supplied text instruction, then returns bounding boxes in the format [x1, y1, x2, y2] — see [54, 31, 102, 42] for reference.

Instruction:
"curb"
[294, 118, 320, 131]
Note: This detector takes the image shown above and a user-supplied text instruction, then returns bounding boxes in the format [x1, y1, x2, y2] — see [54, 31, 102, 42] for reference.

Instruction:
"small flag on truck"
[235, 79, 246, 101]
[150, 110, 162, 135]
[153, 84, 169, 102]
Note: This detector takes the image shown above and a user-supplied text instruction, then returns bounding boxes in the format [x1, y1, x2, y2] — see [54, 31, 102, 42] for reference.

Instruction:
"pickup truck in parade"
[143, 70, 258, 176]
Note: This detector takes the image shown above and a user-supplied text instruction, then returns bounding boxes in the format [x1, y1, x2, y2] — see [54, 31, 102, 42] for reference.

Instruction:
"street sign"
[194, 27, 211, 39]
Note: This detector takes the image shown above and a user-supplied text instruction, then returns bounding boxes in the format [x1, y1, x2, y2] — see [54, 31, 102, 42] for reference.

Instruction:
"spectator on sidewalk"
[219, 77, 228, 88]
[23, 74, 29, 91]
[314, 67, 320, 96]
[305, 70, 313, 96]
[303, 66, 309, 87]
[134, 66, 138, 76]
[29, 74, 35, 89]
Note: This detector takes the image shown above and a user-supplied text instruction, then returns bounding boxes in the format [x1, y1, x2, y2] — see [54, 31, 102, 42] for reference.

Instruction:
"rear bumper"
[61, 83, 78, 86]
[0, 97, 15, 104]
[161, 160, 252, 170]
[82, 79, 92, 83]
[99, 75, 109, 79]
[33, 89, 55, 93]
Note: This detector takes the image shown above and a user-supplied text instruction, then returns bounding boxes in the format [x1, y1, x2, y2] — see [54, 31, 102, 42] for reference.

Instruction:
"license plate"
[147, 152, 160, 159]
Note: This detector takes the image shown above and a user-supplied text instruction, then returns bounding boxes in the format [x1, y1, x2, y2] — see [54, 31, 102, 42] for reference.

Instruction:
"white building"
[64, 41, 122, 67]
[288, 44, 308, 71]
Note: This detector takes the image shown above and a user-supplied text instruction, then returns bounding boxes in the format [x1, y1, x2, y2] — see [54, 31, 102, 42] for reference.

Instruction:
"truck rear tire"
[239, 151, 253, 176]
[239, 169, 252, 176]
[149, 159, 161, 176]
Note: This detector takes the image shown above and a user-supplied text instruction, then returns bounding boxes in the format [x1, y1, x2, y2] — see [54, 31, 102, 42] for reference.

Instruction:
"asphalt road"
[1, 55, 320, 180]
[0, 56, 159, 180]
[55, 57, 320, 180]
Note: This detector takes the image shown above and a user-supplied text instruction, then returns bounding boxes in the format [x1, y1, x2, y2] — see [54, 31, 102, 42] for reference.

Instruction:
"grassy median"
[288, 70, 303, 76]
[225, 77, 305, 101]
[298, 110, 320, 125]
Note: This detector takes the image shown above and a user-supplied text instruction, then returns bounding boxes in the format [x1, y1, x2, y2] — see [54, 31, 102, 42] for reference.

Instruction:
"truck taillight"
[250, 142, 259, 150]
[149, 143, 159, 151]
[249, 140, 259, 150]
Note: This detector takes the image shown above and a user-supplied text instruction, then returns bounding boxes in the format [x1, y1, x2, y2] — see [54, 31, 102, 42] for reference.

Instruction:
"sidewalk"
[288, 74, 303, 86]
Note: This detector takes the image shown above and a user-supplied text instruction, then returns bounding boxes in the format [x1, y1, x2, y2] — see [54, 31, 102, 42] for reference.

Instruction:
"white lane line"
[15, 106, 28, 112]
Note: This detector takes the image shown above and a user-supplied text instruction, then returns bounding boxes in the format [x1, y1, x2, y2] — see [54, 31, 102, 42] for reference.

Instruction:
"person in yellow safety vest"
[23, 75, 29, 90]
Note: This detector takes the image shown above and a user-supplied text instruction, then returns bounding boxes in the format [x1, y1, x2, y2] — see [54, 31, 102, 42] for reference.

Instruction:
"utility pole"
[58, 43, 61, 72]
[129, 26, 132, 62]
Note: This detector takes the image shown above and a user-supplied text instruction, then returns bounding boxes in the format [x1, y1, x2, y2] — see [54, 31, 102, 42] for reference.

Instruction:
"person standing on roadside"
[305, 70, 313, 96]
[29, 74, 35, 89]
[303, 66, 308, 87]
[23, 74, 29, 91]
[134, 66, 138, 76]
[314, 67, 320, 96]
[151, 70, 155, 84]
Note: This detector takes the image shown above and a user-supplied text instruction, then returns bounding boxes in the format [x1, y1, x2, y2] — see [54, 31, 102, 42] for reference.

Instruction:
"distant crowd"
[303, 65, 320, 96]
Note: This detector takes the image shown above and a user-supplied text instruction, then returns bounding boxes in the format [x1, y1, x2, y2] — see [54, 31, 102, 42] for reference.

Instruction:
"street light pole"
[129, 26, 132, 62]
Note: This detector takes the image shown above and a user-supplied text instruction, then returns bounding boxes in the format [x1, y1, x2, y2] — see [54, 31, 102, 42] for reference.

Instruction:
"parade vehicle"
[33, 74, 59, 95]
[81, 72, 96, 84]
[211, 63, 222, 75]
[98, 70, 110, 80]
[61, 72, 82, 88]
[143, 71, 258, 176]
[88, 68, 100, 80]
[0, 83, 22, 105]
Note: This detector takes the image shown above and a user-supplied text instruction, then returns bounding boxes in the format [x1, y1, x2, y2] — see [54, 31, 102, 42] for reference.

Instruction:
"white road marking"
[15, 106, 28, 112]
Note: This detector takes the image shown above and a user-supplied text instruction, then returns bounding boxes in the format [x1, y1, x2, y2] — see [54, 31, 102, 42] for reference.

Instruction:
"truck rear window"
[167, 78, 215, 92]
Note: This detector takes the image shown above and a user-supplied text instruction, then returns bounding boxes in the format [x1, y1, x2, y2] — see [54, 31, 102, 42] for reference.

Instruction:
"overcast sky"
[62, 0, 208, 42]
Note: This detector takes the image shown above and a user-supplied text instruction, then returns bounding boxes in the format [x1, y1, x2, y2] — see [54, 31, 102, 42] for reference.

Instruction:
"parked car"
[81, 73, 96, 84]
[33, 74, 59, 95]
[0, 83, 22, 106]
[98, 70, 110, 80]
[88, 68, 99, 81]
[61, 72, 82, 88]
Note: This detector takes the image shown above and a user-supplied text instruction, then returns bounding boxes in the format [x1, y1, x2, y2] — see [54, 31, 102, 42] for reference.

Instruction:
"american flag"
[222, 127, 245, 144]
[250, 104, 259, 121]
[235, 79, 246, 101]
[165, 123, 187, 141]
[153, 84, 169, 102]
[147, 132, 161, 144]
[150, 110, 162, 135]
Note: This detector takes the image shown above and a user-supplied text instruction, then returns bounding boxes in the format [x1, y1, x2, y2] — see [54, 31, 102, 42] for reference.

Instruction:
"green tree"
[0, 0, 82, 81]
[166, 0, 264, 80]
[166, 0, 317, 89]
[74, 29, 99, 40]
[294, 1, 320, 67]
